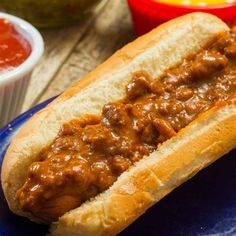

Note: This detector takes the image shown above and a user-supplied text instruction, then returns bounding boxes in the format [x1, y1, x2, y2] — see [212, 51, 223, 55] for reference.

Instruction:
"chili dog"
[1, 13, 236, 236]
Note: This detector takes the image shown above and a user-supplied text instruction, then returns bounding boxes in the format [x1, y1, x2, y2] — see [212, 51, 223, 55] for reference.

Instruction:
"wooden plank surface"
[22, 0, 108, 111]
[22, 0, 135, 111]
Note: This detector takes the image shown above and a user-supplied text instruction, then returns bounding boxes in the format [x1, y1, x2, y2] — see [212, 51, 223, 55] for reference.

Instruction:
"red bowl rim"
[133, 0, 236, 11]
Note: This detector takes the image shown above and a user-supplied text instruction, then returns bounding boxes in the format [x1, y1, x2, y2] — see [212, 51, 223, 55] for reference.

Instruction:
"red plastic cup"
[127, 0, 236, 36]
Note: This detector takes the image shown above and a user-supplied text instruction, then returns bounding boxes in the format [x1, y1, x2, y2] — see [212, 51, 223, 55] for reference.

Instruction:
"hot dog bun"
[1, 13, 235, 236]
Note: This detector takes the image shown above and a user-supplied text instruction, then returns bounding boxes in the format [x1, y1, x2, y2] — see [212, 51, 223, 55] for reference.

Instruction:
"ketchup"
[0, 18, 31, 72]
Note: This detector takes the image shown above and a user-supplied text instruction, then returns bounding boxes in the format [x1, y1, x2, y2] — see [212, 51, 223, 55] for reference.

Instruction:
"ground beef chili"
[16, 28, 236, 222]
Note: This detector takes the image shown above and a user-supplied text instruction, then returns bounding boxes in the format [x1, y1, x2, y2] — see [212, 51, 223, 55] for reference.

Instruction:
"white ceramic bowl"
[0, 12, 44, 128]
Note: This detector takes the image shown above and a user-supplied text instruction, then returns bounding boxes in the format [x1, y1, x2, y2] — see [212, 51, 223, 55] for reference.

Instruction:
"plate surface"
[0, 98, 235, 236]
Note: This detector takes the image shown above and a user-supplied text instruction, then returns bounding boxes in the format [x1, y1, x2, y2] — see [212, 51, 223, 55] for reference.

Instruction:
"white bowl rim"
[0, 12, 44, 85]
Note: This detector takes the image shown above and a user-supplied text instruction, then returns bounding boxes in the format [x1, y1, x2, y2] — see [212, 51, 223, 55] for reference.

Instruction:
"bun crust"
[1, 12, 235, 236]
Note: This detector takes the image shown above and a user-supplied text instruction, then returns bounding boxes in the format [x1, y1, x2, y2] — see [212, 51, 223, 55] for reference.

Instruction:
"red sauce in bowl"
[0, 18, 31, 72]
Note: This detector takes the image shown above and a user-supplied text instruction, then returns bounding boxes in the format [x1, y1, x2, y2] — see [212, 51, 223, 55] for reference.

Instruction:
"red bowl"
[127, 0, 236, 36]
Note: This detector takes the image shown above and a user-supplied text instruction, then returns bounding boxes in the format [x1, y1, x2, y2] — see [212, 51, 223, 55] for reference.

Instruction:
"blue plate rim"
[0, 96, 57, 137]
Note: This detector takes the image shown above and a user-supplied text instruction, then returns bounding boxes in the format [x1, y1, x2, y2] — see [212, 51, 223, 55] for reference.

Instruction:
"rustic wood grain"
[22, 0, 109, 112]
[37, 0, 135, 103]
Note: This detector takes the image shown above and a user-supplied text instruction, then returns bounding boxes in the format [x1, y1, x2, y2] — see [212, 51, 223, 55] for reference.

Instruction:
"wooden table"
[21, 0, 135, 113]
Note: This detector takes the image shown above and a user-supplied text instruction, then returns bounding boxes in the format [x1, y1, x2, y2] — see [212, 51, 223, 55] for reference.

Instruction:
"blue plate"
[0, 98, 235, 236]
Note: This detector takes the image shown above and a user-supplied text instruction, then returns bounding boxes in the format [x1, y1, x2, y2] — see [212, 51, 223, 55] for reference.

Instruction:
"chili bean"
[150, 81, 164, 95]
[169, 102, 184, 115]
[126, 72, 151, 100]
[191, 51, 228, 79]
[153, 118, 176, 140]
[110, 155, 131, 174]
[176, 87, 194, 101]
